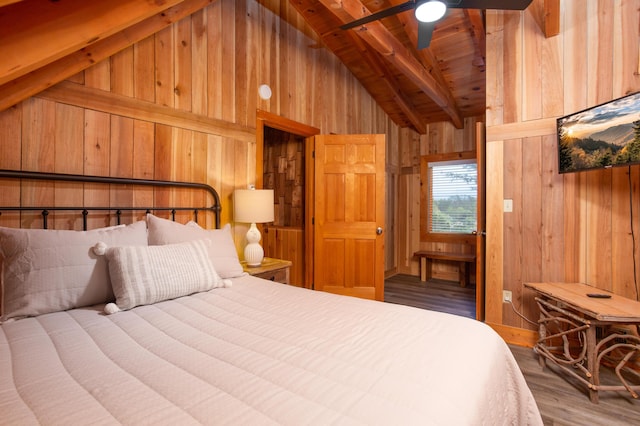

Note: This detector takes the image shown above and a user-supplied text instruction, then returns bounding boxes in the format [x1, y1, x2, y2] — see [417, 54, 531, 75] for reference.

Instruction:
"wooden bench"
[413, 250, 476, 287]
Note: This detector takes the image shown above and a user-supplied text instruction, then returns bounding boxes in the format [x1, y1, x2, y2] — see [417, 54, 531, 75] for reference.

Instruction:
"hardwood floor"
[384, 274, 640, 425]
[384, 273, 475, 318]
[510, 345, 640, 426]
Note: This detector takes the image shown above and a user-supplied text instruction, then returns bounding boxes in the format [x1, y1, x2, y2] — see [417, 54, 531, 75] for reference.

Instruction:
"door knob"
[376, 227, 383, 235]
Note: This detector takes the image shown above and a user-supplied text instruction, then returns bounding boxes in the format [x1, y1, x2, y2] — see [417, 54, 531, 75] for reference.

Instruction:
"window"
[427, 160, 477, 234]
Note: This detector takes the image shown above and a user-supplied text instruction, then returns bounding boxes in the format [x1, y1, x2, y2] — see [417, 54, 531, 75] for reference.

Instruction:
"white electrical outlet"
[503, 290, 512, 303]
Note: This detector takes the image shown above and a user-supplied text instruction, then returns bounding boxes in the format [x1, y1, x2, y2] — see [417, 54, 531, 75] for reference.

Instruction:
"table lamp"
[234, 188, 275, 266]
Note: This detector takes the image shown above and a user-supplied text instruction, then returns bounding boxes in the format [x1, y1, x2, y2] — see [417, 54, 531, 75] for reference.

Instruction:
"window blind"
[428, 161, 477, 234]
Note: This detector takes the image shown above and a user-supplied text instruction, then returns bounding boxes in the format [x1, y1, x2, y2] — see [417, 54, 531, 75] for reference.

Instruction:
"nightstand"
[242, 257, 292, 284]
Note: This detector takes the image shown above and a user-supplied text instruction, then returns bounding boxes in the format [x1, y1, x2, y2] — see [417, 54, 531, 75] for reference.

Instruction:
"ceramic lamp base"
[244, 223, 264, 266]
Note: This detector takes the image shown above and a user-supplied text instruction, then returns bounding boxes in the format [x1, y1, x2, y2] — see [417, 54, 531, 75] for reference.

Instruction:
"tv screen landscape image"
[557, 91, 640, 173]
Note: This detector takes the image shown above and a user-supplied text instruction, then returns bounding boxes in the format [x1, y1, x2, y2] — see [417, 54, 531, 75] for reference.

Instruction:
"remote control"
[586, 293, 611, 298]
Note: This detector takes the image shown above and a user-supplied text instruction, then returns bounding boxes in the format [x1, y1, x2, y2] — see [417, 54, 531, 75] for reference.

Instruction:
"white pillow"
[0, 221, 147, 321]
[102, 239, 230, 312]
[146, 214, 244, 278]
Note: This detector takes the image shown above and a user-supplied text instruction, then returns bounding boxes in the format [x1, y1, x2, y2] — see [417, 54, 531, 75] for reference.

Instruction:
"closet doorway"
[256, 111, 319, 288]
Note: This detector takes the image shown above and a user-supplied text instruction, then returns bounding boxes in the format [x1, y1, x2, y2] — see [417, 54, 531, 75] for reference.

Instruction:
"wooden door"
[313, 134, 385, 301]
[475, 122, 486, 321]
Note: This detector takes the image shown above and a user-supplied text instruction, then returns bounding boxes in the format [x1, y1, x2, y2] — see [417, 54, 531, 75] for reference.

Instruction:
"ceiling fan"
[340, 0, 533, 49]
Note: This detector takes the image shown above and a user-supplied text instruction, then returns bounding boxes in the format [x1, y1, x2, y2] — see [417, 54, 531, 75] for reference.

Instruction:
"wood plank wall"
[0, 0, 406, 274]
[485, 0, 640, 341]
[263, 127, 305, 227]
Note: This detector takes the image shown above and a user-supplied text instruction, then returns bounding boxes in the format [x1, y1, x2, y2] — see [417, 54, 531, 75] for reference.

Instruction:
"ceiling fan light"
[415, 0, 446, 23]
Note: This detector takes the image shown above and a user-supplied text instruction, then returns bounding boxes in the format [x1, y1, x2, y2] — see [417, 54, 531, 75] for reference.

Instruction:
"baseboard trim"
[487, 322, 538, 347]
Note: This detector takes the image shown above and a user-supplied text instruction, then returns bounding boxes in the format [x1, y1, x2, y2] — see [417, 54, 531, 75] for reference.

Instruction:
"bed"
[0, 170, 542, 425]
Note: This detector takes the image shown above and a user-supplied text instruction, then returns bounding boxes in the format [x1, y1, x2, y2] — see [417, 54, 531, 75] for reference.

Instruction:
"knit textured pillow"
[146, 214, 244, 279]
[101, 239, 230, 313]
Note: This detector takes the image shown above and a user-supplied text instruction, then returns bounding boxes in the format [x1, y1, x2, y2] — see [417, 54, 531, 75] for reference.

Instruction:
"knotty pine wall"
[0, 0, 407, 273]
[485, 0, 640, 342]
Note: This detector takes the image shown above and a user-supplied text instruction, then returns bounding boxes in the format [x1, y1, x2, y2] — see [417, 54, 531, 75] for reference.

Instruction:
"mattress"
[1, 275, 542, 425]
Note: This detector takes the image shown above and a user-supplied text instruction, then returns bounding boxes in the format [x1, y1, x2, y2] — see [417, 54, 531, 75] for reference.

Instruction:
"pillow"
[0, 221, 147, 321]
[101, 239, 230, 312]
[146, 214, 244, 278]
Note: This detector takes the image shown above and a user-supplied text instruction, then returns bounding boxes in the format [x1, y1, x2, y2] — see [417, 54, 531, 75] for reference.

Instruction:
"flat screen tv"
[557, 91, 640, 173]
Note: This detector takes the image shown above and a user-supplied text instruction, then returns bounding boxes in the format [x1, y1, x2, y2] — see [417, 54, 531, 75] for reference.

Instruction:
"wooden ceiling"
[282, 0, 559, 133]
[286, 0, 487, 132]
[0, 0, 558, 134]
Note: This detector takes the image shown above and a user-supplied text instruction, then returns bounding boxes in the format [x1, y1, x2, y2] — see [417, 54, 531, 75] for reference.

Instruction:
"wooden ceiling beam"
[0, 0, 214, 112]
[543, 0, 560, 38]
[528, 0, 560, 38]
[318, 0, 463, 128]
[288, 0, 425, 131]
[313, 25, 426, 132]
[0, 0, 22, 7]
[464, 9, 486, 68]
[0, 0, 188, 87]
[349, 34, 427, 134]
[394, 9, 456, 95]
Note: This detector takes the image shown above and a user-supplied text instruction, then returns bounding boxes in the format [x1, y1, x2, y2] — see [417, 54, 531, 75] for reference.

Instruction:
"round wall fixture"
[258, 84, 272, 100]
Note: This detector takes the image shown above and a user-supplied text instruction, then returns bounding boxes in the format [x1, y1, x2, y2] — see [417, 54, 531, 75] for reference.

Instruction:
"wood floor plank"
[384, 274, 640, 425]
[509, 345, 640, 426]
[384, 274, 476, 318]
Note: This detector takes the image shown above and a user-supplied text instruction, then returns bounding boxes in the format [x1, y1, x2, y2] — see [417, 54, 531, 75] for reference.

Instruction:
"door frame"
[256, 110, 319, 288]
[475, 121, 486, 321]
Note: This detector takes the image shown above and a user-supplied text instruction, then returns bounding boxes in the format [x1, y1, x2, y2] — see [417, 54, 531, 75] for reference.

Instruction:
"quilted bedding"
[1, 275, 542, 425]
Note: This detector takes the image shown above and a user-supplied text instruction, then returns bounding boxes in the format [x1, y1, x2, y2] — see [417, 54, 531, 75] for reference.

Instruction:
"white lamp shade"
[234, 189, 275, 224]
[234, 188, 274, 266]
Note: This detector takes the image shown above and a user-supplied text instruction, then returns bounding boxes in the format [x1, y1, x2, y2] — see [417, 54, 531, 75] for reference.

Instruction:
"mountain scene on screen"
[558, 93, 640, 173]
[589, 123, 635, 146]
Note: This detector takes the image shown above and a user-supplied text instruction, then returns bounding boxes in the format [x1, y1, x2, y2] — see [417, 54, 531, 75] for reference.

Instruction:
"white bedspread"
[1, 275, 542, 425]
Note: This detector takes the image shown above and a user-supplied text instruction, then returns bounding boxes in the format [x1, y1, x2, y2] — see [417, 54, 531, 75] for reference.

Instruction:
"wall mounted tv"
[557, 91, 640, 174]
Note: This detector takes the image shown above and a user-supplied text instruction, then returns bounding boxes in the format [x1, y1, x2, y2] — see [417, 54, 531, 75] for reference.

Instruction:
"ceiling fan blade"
[340, 1, 417, 31]
[447, 0, 533, 10]
[417, 21, 436, 49]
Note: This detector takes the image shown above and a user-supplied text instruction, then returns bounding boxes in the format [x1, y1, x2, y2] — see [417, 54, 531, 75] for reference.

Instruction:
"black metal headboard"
[0, 169, 221, 230]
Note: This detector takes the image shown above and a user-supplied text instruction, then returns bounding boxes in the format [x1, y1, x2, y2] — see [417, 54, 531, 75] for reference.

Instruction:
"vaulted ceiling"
[0, 0, 214, 113]
[286, 0, 490, 132]
[0, 0, 559, 134]
[280, 0, 560, 133]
